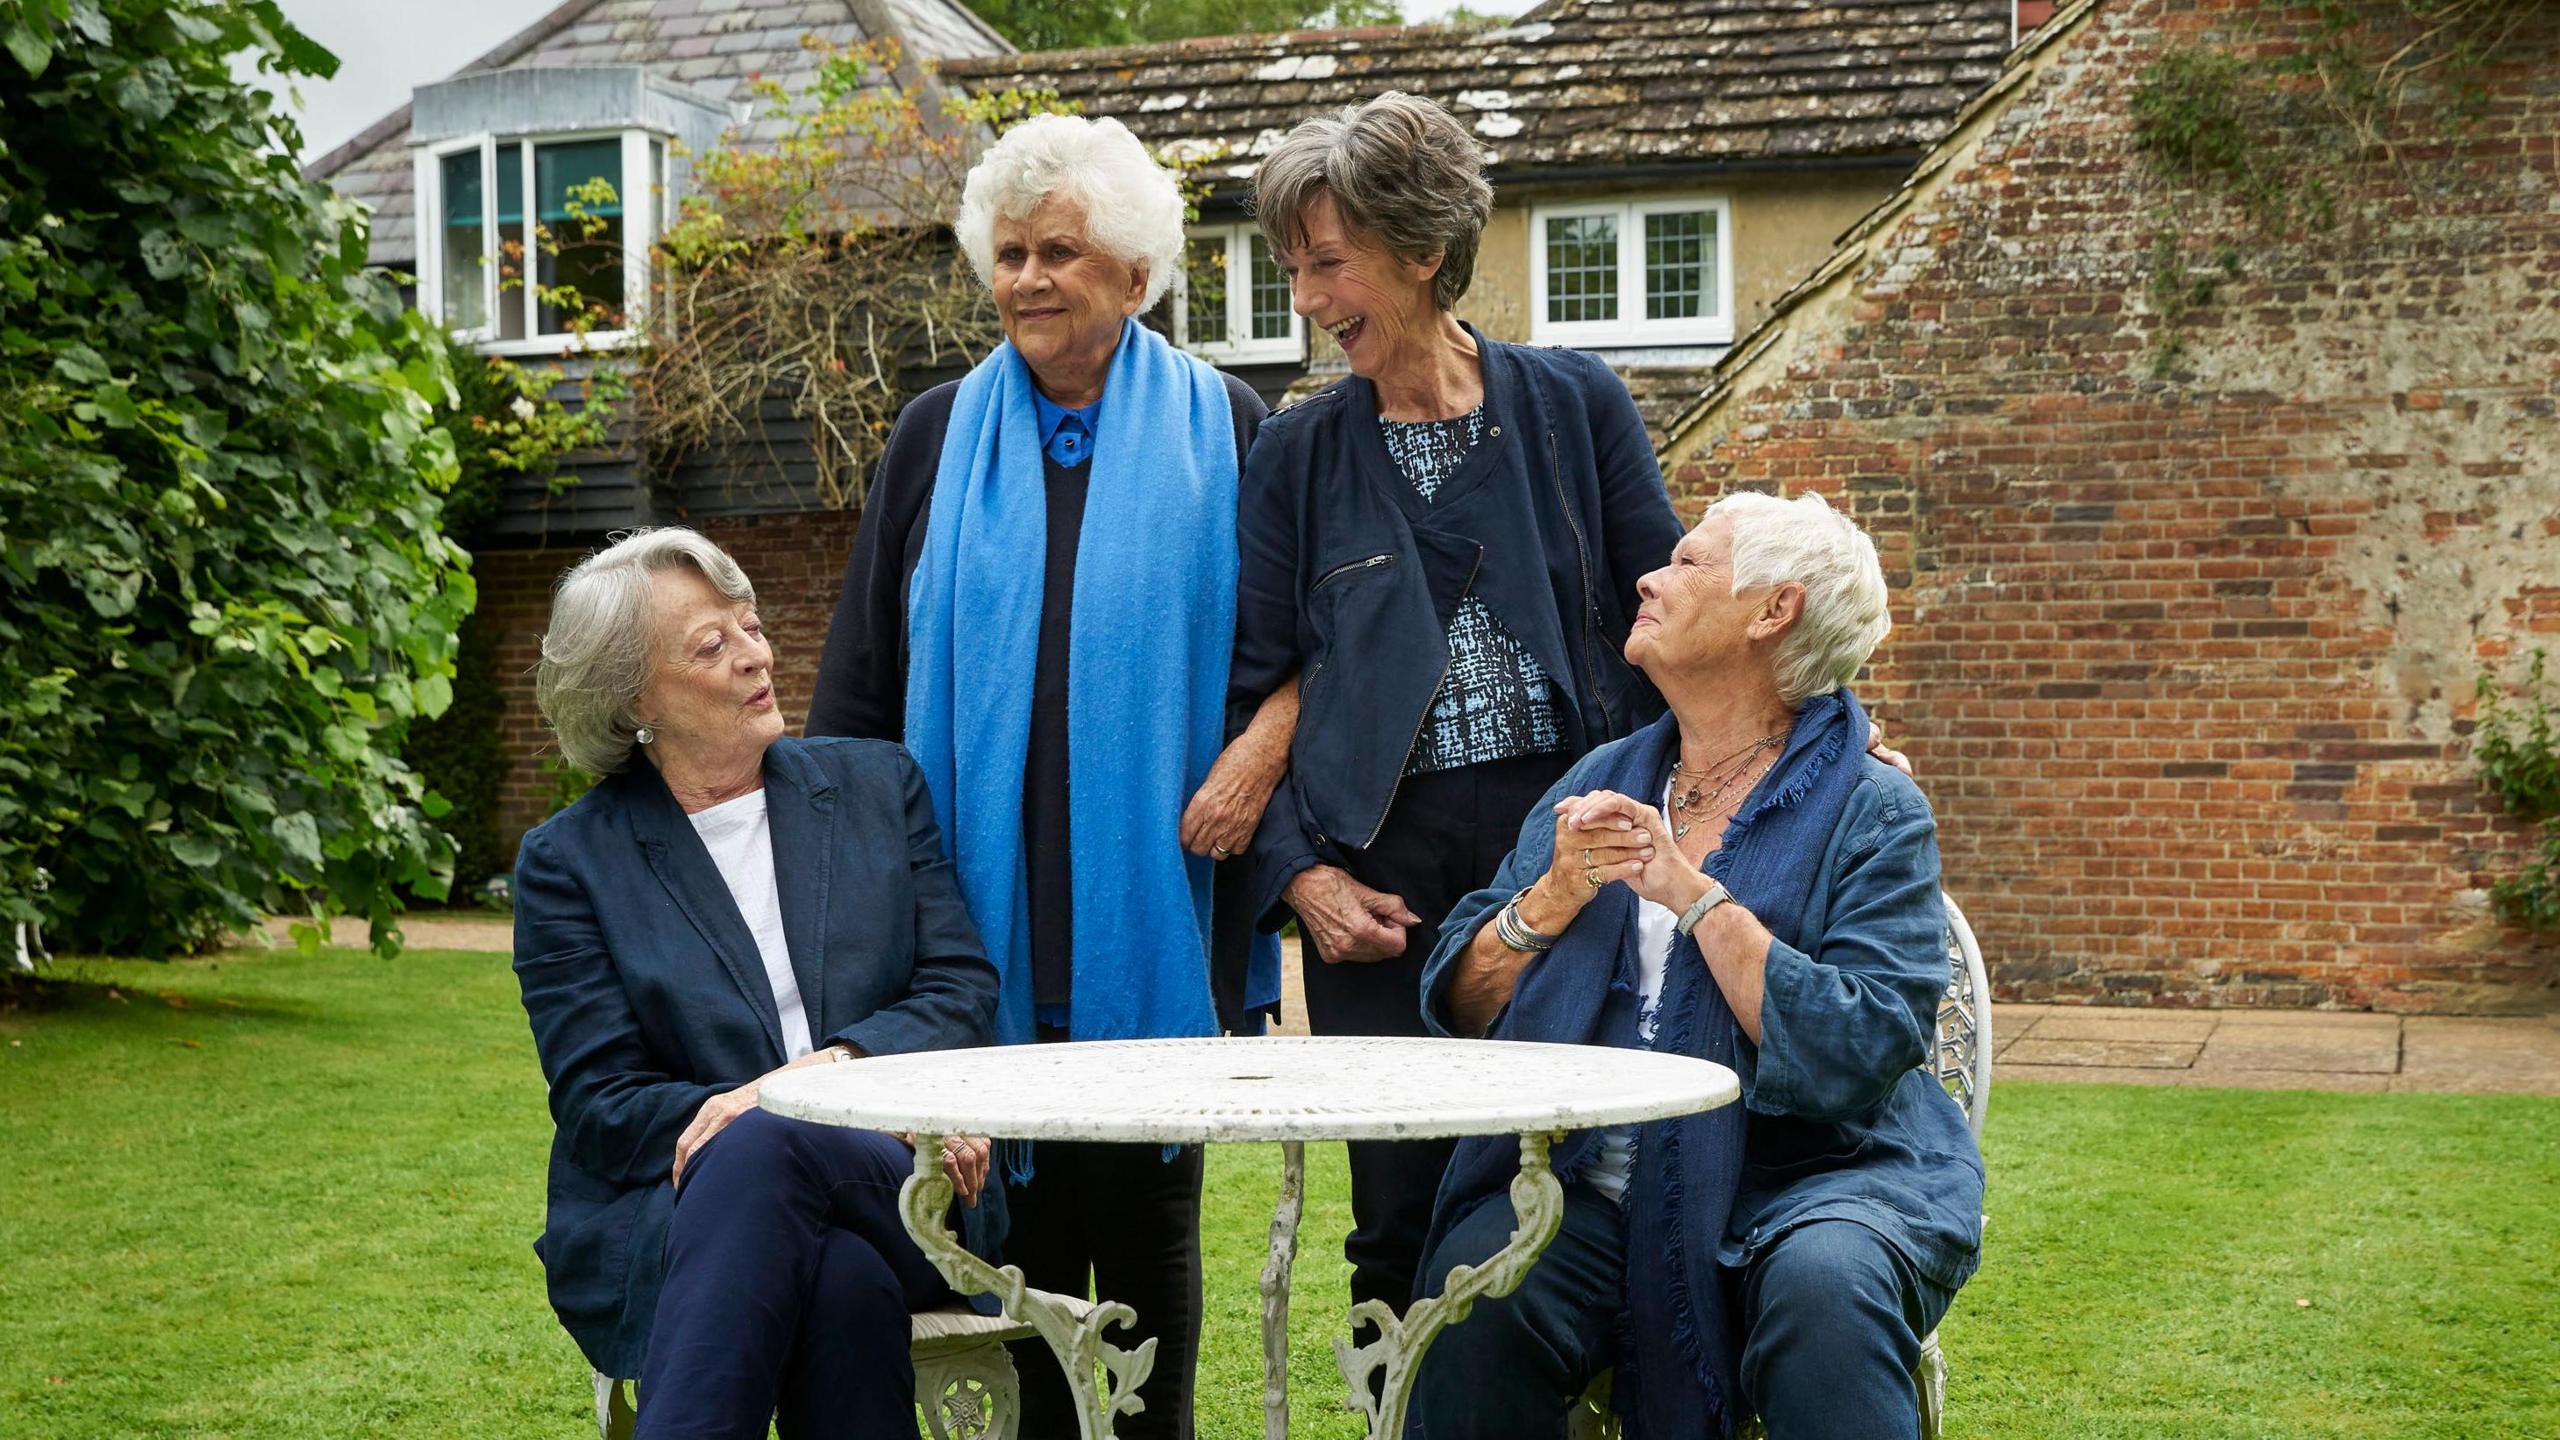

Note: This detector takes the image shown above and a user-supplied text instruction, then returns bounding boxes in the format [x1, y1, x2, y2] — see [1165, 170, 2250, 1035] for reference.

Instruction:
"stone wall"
[1659, 0, 2560, 1011]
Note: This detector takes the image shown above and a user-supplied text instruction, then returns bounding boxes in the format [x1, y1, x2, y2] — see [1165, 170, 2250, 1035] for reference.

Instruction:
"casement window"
[1528, 196, 1734, 349]
[414, 130, 668, 353]
[1174, 223, 1304, 364]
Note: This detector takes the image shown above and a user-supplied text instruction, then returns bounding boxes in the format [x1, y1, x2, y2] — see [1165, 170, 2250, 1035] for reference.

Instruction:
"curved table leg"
[897, 1138, 1156, 1440]
[1259, 1140, 1307, 1440]
[1334, 1131, 1566, 1440]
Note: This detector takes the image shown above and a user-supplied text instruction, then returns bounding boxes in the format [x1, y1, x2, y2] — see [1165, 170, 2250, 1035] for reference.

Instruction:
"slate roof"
[309, 0, 1010, 268]
[940, 0, 2015, 194]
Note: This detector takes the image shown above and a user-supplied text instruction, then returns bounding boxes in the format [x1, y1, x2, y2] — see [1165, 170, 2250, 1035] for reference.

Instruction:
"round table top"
[759, 1035, 1740, 1144]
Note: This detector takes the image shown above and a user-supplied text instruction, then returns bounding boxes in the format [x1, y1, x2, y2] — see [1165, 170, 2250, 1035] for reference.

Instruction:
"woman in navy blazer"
[512, 528, 1001, 1440]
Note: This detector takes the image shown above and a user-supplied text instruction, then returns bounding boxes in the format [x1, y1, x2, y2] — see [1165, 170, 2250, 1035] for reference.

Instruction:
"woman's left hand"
[1180, 728, 1286, 860]
[1559, 790, 1714, 915]
[1867, 721, 1913, 778]
[939, 1134, 993, 1208]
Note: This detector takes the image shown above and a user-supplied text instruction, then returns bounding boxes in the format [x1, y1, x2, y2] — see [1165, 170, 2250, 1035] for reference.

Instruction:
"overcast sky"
[264, 0, 1540, 160]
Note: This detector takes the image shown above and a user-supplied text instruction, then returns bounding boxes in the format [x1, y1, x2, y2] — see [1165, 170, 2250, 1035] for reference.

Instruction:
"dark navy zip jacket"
[1229, 332, 1685, 923]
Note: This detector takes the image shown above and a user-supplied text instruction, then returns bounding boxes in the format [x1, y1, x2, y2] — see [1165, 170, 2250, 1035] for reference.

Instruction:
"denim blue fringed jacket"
[1421, 748, 1986, 1292]
[512, 737, 1005, 1377]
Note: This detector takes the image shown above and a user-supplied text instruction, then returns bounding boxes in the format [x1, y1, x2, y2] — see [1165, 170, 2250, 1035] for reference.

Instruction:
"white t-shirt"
[1583, 779, 1681, 1205]
[688, 788, 814, 1060]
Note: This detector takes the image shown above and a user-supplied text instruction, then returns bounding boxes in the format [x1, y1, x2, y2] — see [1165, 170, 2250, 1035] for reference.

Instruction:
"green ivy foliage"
[0, 0, 471, 956]
[2476, 650, 2560, 931]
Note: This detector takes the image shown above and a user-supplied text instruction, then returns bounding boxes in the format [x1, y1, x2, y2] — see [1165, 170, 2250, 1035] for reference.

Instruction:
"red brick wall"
[476, 512, 867, 853]
[1664, 0, 2560, 1011]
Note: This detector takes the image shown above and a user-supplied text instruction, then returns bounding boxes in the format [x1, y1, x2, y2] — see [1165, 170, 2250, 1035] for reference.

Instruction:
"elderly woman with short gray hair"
[1411, 492, 1984, 1439]
[807, 112, 1295, 1439]
[1226, 90, 1690, 1324]
[513, 527, 1003, 1439]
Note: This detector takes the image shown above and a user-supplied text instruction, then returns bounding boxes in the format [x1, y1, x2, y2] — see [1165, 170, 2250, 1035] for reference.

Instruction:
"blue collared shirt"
[1032, 390, 1099, 469]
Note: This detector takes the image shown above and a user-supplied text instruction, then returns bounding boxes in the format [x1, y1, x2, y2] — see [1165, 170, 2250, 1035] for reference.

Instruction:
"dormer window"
[408, 67, 725, 354]
[425, 133, 663, 349]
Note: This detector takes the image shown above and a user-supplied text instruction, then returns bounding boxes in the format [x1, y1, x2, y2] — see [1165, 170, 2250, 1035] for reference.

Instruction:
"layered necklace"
[1668, 732, 1785, 841]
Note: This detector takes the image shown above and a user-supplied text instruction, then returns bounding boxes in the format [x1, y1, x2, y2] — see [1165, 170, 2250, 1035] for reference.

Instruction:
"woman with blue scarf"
[805, 114, 1293, 1440]
[1411, 493, 1985, 1440]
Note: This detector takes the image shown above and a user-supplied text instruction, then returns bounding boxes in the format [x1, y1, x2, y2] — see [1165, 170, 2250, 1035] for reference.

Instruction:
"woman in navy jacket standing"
[512, 527, 1001, 1440]
[1231, 92, 1686, 1326]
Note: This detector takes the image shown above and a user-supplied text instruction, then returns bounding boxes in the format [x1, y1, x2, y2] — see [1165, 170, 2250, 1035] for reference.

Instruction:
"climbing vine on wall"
[2127, 0, 2547, 374]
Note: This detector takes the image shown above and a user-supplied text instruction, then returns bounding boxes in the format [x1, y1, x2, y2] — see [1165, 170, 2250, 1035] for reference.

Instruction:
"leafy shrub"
[0, 0, 469, 956]
[2475, 649, 2560, 930]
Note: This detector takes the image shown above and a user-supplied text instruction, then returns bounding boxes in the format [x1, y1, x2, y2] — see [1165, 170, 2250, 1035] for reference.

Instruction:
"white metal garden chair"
[1568, 892, 1990, 1440]
[591, 1296, 1094, 1440]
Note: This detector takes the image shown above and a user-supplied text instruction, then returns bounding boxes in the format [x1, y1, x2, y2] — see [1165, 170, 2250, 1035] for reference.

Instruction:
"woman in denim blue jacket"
[1412, 493, 1985, 1440]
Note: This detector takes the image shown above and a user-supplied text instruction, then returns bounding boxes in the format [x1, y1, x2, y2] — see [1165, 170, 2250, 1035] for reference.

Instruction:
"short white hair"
[955, 114, 1186, 311]
[1705, 491, 1893, 707]
[535, 528, 757, 775]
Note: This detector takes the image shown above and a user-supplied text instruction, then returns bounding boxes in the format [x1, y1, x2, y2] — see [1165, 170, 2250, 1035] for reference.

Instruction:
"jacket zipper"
[1545, 429, 1609, 742]
[1359, 545, 1482, 850]
[1313, 552, 1395, 591]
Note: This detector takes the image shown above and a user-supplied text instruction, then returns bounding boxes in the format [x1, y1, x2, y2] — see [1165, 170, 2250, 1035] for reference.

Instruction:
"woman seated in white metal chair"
[513, 529, 1002, 1440]
[1412, 492, 1985, 1440]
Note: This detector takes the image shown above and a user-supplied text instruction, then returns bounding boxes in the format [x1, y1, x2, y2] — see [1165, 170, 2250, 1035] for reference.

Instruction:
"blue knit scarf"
[903, 320, 1237, 1048]
[1422, 689, 1868, 1440]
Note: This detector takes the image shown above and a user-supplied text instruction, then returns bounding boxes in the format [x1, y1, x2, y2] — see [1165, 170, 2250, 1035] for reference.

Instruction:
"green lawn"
[3, 948, 2554, 1439]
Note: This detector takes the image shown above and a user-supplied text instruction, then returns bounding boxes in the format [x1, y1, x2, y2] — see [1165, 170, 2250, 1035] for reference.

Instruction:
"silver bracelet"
[1674, 880, 1731, 937]
[1494, 887, 1563, 952]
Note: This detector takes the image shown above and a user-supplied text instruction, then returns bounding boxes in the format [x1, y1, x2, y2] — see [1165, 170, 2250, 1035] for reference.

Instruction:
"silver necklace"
[1669, 733, 1782, 841]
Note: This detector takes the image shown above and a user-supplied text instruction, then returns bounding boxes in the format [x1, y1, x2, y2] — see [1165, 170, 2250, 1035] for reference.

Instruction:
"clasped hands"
[673, 1047, 993, 1206]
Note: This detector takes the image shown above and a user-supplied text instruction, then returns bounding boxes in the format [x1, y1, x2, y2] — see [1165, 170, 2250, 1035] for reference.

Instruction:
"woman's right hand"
[1284, 863, 1420, 964]
[672, 1046, 849, 1188]
[1543, 791, 1654, 909]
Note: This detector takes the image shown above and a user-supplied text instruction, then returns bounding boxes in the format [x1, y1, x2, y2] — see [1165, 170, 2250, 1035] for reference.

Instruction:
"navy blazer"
[1230, 332, 1685, 922]
[511, 736, 1002, 1376]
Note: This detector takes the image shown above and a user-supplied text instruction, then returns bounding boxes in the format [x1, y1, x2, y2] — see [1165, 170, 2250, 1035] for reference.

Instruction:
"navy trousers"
[1318, 751, 1571, 1322]
[1409, 1188, 1955, 1440]
[635, 1108, 955, 1440]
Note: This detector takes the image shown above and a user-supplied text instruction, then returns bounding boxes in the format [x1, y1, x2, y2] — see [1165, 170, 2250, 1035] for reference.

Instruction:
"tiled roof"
[1281, 361, 1718, 453]
[308, 0, 1009, 267]
[941, 0, 2015, 194]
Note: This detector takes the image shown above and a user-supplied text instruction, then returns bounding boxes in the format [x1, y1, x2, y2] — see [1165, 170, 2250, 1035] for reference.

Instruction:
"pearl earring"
[635, 726, 656, 745]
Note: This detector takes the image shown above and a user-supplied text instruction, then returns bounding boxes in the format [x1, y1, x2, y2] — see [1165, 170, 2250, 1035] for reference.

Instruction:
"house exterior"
[1654, 0, 2560, 1012]
[944, 0, 2034, 441]
[306, 0, 1010, 843]
[309, 0, 2049, 865]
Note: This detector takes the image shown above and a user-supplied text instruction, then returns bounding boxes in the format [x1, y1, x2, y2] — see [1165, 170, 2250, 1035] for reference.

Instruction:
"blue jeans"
[635, 1108, 954, 1440]
[1410, 1187, 1955, 1440]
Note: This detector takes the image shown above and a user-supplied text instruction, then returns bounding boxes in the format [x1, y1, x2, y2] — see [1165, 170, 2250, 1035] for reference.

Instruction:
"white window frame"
[412, 128, 662, 355]
[1528, 194, 1735, 349]
[1173, 222, 1304, 365]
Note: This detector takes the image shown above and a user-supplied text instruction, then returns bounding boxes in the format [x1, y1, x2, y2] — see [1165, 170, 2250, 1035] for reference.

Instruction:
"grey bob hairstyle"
[1252, 91, 1495, 313]
[535, 527, 757, 775]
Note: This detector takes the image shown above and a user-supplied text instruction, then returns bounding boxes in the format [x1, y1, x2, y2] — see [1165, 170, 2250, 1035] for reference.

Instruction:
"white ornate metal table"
[762, 1034, 1739, 1440]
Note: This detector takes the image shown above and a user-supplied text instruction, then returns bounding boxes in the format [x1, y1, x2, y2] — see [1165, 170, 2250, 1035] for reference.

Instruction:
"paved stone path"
[1993, 1003, 2560, 1095]
[307, 916, 2560, 1097]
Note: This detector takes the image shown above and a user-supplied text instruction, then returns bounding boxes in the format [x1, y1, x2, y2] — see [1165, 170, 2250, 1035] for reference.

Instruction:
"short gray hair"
[535, 528, 757, 775]
[955, 113, 1187, 311]
[1253, 92, 1494, 312]
[1705, 491, 1893, 707]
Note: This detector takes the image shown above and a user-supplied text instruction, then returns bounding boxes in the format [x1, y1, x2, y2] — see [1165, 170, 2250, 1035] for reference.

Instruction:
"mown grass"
[3, 948, 2554, 1438]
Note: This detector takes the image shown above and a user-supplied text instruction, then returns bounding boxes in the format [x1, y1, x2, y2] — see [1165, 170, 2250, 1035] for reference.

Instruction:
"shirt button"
[1490, 425, 1503, 438]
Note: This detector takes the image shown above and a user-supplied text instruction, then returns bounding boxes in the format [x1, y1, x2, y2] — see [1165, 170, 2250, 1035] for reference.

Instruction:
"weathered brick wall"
[1661, 0, 2560, 1011]
[475, 512, 866, 853]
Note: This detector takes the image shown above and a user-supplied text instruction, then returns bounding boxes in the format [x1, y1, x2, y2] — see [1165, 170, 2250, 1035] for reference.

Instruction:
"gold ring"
[1583, 867, 1600, 891]
[1581, 847, 1593, 866]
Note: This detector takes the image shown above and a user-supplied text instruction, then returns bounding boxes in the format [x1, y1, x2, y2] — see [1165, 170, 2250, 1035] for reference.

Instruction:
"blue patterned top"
[1378, 406, 1565, 776]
